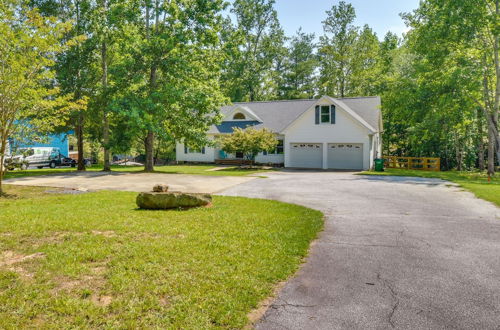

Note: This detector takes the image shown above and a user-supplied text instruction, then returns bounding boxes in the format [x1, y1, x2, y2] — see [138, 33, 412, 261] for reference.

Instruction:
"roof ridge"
[229, 96, 380, 105]
[336, 96, 380, 100]
[231, 99, 316, 105]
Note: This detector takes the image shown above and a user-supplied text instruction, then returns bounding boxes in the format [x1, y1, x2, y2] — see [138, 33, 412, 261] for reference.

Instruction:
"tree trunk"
[101, 0, 111, 172]
[143, 0, 155, 172]
[477, 108, 485, 171]
[490, 0, 500, 174]
[0, 137, 6, 196]
[488, 125, 495, 175]
[75, 1, 86, 172]
[144, 131, 154, 172]
[103, 112, 110, 171]
[478, 137, 485, 171]
[455, 137, 463, 171]
[102, 50, 111, 171]
[76, 113, 86, 171]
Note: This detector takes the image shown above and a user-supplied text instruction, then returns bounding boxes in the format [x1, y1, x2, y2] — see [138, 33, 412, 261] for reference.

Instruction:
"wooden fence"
[383, 156, 441, 171]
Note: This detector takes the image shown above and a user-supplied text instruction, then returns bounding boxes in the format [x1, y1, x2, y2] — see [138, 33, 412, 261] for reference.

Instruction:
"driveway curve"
[220, 171, 500, 329]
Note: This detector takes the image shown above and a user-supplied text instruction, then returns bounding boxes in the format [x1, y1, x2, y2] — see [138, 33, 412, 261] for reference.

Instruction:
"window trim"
[184, 146, 206, 154]
[232, 112, 246, 120]
[315, 104, 336, 125]
[320, 105, 331, 124]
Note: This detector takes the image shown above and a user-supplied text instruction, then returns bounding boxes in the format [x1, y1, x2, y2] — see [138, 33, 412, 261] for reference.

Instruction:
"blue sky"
[263, 0, 420, 40]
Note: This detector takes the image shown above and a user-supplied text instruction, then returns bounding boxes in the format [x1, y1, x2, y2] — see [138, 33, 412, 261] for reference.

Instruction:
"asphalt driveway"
[3, 171, 255, 194]
[220, 171, 500, 329]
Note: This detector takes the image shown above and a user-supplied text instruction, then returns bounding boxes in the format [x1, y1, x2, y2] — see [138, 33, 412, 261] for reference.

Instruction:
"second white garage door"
[327, 143, 363, 170]
[289, 143, 323, 168]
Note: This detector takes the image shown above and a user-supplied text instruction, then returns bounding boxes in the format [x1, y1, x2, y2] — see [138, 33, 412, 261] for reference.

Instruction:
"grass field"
[0, 185, 322, 328]
[361, 169, 500, 207]
[3, 164, 274, 180]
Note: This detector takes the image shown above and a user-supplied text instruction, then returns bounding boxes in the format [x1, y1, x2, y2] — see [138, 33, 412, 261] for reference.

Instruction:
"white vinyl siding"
[176, 138, 215, 163]
[284, 100, 371, 170]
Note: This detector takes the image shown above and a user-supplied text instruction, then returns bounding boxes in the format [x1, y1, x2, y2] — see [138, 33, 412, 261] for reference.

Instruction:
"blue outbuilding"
[9, 133, 71, 157]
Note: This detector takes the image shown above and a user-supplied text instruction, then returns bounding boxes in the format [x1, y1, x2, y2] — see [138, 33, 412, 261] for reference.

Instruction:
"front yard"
[361, 169, 500, 207]
[0, 185, 322, 328]
[3, 164, 274, 180]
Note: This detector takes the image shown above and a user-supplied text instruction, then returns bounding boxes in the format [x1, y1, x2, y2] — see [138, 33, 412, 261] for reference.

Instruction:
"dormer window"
[233, 113, 246, 120]
[315, 105, 336, 124]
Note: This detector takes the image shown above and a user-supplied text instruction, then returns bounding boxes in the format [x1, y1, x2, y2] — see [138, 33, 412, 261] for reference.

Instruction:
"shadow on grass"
[133, 204, 213, 212]
[4, 169, 76, 180]
[0, 192, 17, 199]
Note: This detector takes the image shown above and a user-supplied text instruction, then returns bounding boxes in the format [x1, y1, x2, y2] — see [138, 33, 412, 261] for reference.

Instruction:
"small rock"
[136, 192, 211, 209]
[152, 184, 169, 192]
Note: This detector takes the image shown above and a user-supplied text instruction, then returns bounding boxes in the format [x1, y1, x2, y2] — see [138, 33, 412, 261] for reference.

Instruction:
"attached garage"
[289, 143, 323, 168]
[327, 143, 363, 170]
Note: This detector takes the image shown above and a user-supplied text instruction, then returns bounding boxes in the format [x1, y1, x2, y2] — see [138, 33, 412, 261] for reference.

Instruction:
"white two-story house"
[176, 95, 382, 170]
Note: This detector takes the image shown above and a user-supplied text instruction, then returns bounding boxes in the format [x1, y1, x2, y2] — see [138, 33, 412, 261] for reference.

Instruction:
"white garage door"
[289, 143, 323, 168]
[327, 143, 363, 170]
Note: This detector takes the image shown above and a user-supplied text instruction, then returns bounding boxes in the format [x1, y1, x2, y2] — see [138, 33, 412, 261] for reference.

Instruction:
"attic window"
[233, 113, 246, 120]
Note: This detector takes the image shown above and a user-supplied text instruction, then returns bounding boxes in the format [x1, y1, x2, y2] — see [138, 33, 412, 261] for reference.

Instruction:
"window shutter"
[202, 147, 206, 154]
[315, 106, 320, 124]
[184, 146, 188, 154]
[331, 105, 336, 124]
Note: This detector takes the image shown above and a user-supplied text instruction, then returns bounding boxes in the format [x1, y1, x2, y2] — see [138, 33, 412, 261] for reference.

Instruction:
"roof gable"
[208, 96, 381, 134]
[224, 105, 264, 123]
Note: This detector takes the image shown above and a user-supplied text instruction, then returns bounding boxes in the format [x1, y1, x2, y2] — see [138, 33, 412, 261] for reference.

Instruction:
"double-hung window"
[315, 104, 336, 125]
[274, 140, 284, 154]
[320, 105, 331, 123]
[184, 146, 206, 154]
[264, 140, 284, 155]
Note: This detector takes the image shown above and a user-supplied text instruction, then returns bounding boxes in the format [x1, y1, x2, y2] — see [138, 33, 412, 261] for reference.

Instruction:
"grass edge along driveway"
[3, 164, 275, 180]
[360, 169, 500, 207]
[0, 185, 323, 329]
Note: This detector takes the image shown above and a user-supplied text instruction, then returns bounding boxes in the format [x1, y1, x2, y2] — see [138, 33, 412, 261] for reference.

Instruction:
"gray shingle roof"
[208, 96, 381, 134]
[339, 96, 381, 132]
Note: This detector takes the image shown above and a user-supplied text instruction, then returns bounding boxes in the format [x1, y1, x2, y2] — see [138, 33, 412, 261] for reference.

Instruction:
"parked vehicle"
[68, 151, 93, 167]
[3, 147, 76, 170]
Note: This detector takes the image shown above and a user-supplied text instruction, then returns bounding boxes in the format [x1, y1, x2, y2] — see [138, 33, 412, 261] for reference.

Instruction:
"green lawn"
[0, 185, 322, 328]
[3, 164, 274, 180]
[361, 169, 500, 207]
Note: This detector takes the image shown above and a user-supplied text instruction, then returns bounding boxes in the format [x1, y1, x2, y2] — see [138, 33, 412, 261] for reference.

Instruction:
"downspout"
[369, 134, 375, 170]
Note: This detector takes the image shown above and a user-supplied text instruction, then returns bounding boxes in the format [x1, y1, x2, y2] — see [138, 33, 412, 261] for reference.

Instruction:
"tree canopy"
[0, 1, 79, 194]
[218, 127, 278, 161]
[1, 0, 498, 177]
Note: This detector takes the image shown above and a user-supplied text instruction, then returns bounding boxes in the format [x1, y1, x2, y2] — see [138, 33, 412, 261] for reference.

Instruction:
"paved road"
[4, 171, 255, 194]
[220, 171, 500, 330]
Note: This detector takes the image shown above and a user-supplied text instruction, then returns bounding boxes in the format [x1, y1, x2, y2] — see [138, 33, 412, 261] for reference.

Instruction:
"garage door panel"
[289, 143, 323, 168]
[328, 143, 363, 170]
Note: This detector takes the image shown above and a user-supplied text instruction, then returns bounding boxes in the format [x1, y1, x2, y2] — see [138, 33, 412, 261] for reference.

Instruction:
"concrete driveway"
[220, 171, 500, 329]
[4, 171, 256, 194]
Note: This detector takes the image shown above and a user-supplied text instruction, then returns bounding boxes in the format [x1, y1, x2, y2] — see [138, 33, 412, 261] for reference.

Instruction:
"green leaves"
[222, 0, 285, 102]
[318, 2, 381, 97]
[0, 0, 80, 192]
[381, 0, 499, 171]
[217, 127, 278, 160]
